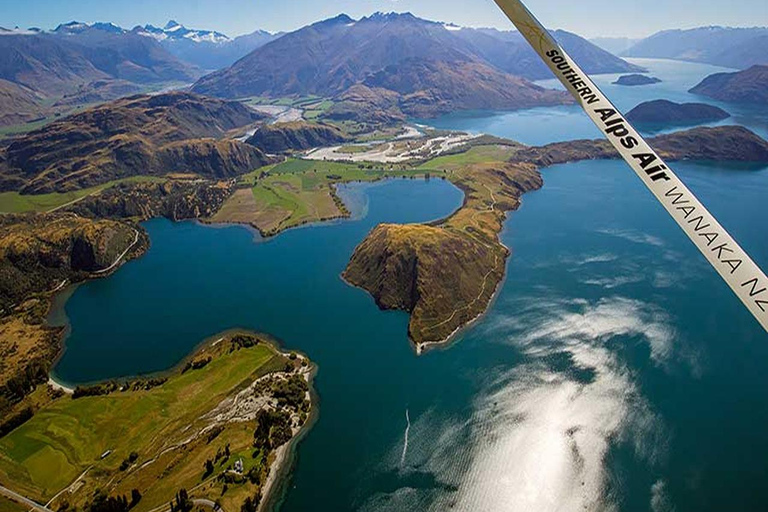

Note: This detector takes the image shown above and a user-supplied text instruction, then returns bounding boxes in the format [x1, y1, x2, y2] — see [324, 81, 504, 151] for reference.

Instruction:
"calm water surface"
[52, 58, 768, 511]
[421, 58, 768, 143]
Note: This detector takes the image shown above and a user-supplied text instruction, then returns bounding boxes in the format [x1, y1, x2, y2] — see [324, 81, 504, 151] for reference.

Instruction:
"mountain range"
[0, 23, 199, 98]
[623, 26, 768, 69]
[191, 13, 644, 119]
[193, 13, 641, 99]
[589, 37, 640, 55]
[133, 21, 280, 70]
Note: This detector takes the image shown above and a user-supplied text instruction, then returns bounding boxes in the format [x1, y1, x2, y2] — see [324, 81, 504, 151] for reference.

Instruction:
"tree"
[129, 490, 141, 509]
[204, 458, 214, 478]
[88, 491, 132, 512]
[170, 489, 192, 512]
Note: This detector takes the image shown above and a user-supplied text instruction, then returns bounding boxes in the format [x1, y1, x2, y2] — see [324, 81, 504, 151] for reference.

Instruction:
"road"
[0, 484, 221, 512]
[92, 228, 140, 275]
[0, 484, 55, 512]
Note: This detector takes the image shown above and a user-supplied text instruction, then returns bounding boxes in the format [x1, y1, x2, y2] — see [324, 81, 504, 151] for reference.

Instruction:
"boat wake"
[400, 408, 411, 467]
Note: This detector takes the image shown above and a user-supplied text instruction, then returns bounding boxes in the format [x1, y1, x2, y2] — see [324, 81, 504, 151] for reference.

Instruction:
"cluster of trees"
[240, 492, 262, 512]
[206, 425, 224, 444]
[0, 407, 33, 438]
[170, 489, 193, 512]
[72, 376, 168, 399]
[203, 458, 215, 478]
[87, 489, 141, 512]
[128, 377, 167, 391]
[1, 358, 49, 405]
[214, 443, 231, 463]
[229, 334, 259, 352]
[253, 408, 292, 450]
[119, 451, 139, 471]
[271, 375, 308, 410]
[72, 382, 119, 399]
[181, 356, 212, 374]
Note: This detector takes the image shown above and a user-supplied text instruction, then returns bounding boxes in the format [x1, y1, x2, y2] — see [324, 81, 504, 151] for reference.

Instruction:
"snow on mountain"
[136, 20, 231, 45]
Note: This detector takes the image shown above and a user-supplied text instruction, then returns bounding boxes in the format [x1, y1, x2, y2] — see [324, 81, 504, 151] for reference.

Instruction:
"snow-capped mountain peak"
[137, 21, 231, 44]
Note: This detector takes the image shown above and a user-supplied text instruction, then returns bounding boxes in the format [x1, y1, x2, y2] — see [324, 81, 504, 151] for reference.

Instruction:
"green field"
[216, 157, 437, 235]
[0, 177, 165, 214]
[0, 335, 289, 508]
[253, 159, 433, 231]
[418, 144, 520, 171]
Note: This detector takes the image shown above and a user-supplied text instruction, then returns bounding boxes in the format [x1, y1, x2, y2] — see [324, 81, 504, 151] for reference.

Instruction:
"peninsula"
[689, 65, 768, 103]
[343, 125, 768, 350]
[0, 330, 315, 512]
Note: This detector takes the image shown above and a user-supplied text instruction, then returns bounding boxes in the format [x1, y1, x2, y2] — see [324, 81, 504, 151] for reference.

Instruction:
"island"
[612, 74, 662, 86]
[625, 99, 730, 125]
[689, 64, 768, 103]
[0, 330, 315, 512]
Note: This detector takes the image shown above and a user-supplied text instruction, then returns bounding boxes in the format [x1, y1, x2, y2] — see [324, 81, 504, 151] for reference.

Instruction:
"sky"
[1, 0, 766, 38]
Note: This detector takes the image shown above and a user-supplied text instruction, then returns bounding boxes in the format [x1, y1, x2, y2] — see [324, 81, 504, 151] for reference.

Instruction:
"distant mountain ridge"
[192, 12, 640, 119]
[451, 27, 644, 79]
[0, 23, 199, 97]
[133, 21, 280, 70]
[589, 37, 640, 55]
[624, 26, 768, 69]
[136, 20, 231, 44]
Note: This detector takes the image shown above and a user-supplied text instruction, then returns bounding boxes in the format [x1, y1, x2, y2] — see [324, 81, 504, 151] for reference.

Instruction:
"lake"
[52, 58, 768, 511]
[420, 58, 768, 144]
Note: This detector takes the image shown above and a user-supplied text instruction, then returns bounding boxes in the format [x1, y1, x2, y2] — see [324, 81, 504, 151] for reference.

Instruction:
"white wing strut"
[493, 0, 768, 333]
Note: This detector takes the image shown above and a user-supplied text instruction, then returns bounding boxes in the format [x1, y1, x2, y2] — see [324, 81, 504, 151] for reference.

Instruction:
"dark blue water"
[51, 57, 768, 511]
[421, 59, 768, 144]
[52, 179, 463, 383]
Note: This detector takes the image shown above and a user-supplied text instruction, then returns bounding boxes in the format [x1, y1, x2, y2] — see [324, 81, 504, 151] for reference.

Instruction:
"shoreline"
[46, 376, 74, 394]
[258, 362, 319, 512]
[342, 168, 532, 355]
[44, 327, 318, 512]
[205, 174, 440, 241]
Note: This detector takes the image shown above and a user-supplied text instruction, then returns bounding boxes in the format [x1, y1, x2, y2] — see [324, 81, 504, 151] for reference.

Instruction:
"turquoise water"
[51, 58, 768, 511]
[421, 58, 768, 144]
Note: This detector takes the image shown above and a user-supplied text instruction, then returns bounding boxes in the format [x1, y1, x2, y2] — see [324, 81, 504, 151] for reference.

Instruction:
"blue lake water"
[52, 57, 768, 511]
[421, 58, 768, 144]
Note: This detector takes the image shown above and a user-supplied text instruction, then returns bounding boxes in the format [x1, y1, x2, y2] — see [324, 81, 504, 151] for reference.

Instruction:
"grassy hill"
[0, 92, 273, 193]
[0, 331, 313, 512]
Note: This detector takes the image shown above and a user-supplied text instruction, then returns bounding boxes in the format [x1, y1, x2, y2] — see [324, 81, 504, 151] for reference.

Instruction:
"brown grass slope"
[246, 121, 349, 153]
[344, 158, 542, 346]
[0, 213, 143, 313]
[0, 80, 45, 126]
[0, 92, 273, 193]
